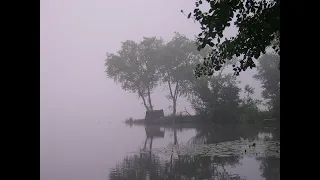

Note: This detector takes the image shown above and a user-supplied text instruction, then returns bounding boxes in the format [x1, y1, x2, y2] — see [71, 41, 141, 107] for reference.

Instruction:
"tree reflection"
[109, 153, 245, 180]
[256, 156, 280, 180]
[109, 126, 245, 180]
[191, 125, 279, 145]
[109, 125, 279, 180]
[108, 152, 165, 180]
[143, 126, 165, 151]
[165, 155, 244, 180]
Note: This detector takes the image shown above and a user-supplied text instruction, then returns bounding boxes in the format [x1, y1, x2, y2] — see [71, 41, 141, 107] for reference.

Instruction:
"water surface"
[40, 116, 280, 180]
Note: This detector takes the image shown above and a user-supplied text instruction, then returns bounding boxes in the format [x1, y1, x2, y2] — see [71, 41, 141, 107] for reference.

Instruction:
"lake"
[40, 116, 280, 180]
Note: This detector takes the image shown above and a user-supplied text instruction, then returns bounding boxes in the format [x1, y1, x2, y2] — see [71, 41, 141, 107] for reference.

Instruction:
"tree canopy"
[183, 0, 280, 77]
[105, 33, 279, 122]
[105, 37, 163, 111]
[190, 70, 242, 124]
[105, 35, 204, 114]
[158, 33, 203, 115]
[253, 53, 280, 120]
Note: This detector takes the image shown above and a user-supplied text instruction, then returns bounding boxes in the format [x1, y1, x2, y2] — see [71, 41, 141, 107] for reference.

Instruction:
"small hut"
[145, 109, 164, 123]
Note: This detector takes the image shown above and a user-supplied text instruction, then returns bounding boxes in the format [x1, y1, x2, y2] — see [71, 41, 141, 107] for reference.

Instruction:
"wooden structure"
[145, 109, 164, 122]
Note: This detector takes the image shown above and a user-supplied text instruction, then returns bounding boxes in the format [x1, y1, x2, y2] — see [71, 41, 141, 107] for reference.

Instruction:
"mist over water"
[41, 0, 279, 180]
[41, 120, 279, 180]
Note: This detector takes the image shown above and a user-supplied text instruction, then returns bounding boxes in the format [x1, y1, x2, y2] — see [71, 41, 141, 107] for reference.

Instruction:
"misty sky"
[40, 0, 262, 122]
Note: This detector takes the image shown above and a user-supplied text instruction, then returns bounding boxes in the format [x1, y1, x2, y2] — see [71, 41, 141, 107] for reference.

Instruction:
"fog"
[40, 0, 261, 121]
[41, 1, 279, 180]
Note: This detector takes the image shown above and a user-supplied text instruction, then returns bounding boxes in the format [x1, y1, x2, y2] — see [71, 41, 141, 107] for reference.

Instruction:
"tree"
[190, 72, 242, 124]
[188, 57, 243, 124]
[182, 0, 280, 77]
[158, 33, 203, 116]
[253, 53, 280, 120]
[105, 37, 163, 111]
[239, 85, 262, 123]
[138, 37, 164, 110]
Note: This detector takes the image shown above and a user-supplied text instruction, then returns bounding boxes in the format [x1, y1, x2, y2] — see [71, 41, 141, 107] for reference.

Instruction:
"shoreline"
[124, 115, 201, 125]
[124, 115, 279, 128]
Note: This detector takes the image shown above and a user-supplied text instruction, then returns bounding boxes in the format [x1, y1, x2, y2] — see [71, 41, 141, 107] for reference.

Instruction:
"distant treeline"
[105, 33, 280, 124]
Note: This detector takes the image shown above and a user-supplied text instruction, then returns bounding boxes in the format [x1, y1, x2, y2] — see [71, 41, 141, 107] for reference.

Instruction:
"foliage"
[253, 53, 280, 120]
[239, 85, 262, 124]
[190, 72, 242, 124]
[105, 34, 207, 114]
[104, 32, 279, 124]
[105, 37, 163, 110]
[158, 33, 204, 115]
[182, 0, 280, 77]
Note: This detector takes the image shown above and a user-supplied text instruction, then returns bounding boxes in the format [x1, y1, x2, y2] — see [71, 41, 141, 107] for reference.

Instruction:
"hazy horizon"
[40, 0, 262, 122]
[40, 1, 279, 180]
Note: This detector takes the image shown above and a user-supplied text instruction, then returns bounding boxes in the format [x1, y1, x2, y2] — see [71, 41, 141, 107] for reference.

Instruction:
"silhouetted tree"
[253, 54, 280, 120]
[182, 0, 280, 77]
[239, 85, 262, 123]
[158, 33, 204, 116]
[190, 71, 242, 124]
[105, 37, 163, 111]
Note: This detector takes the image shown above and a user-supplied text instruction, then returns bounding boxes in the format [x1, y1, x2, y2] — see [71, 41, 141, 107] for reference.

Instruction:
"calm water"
[40, 116, 280, 180]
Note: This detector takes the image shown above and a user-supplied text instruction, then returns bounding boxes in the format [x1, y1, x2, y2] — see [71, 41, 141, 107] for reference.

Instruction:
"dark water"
[40, 118, 280, 180]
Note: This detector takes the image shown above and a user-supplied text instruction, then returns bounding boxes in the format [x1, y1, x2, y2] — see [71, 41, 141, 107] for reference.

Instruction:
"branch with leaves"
[182, 0, 280, 77]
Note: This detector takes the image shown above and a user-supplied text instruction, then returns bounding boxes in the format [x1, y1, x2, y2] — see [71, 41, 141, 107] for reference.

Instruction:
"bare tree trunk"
[147, 86, 153, 110]
[142, 96, 150, 111]
[138, 89, 149, 111]
[172, 98, 177, 116]
[173, 83, 179, 116]
[168, 79, 179, 116]
[144, 64, 154, 111]
[168, 79, 174, 114]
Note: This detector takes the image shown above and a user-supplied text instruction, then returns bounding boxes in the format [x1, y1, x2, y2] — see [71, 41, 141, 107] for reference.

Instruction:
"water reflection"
[109, 125, 280, 180]
[143, 126, 165, 151]
[164, 155, 245, 180]
[257, 157, 280, 180]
